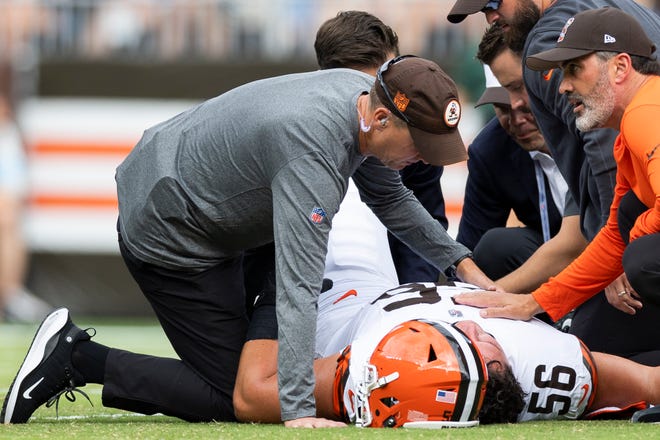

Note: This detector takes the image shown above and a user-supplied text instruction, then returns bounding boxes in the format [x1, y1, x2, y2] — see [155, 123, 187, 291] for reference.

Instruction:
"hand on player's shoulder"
[454, 290, 543, 321]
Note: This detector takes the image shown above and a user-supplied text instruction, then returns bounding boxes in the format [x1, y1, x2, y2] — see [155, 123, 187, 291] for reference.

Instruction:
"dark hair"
[314, 11, 400, 71]
[595, 51, 660, 76]
[476, 22, 509, 66]
[478, 360, 526, 424]
[632, 55, 660, 75]
[367, 87, 406, 128]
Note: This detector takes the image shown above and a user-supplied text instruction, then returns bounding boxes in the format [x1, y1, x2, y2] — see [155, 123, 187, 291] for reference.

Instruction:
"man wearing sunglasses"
[2, 53, 499, 428]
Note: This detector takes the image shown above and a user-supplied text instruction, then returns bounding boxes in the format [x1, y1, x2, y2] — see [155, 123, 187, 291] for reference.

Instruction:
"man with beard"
[455, 7, 660, 369]
[448, 0, 660, 366]
[459, 23, 586, 300]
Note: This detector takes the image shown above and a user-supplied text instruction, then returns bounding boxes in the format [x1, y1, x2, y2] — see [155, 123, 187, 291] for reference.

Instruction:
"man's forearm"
[455, 257, 498, 291]
[498, 216, 587, 292]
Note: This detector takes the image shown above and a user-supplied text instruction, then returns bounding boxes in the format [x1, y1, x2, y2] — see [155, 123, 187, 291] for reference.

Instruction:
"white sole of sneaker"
[2, 307, 69, 424]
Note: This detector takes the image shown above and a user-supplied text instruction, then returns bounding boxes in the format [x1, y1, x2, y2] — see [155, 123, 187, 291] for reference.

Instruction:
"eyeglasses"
[482, 0, 502, 12]
[376, 55, 417, 125]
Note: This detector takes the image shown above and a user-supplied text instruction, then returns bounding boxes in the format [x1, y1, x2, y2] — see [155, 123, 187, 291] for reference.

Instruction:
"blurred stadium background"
[4, 0, 658, 316]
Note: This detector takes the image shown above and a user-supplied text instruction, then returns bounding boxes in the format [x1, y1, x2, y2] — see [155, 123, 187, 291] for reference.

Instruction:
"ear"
[612, 53, 633, 84]
[373, 108, 391, 129]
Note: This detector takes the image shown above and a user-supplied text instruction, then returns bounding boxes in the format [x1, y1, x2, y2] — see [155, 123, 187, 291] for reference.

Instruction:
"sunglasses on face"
[376, 55, 418, 125]
[482, 0, 502, 12]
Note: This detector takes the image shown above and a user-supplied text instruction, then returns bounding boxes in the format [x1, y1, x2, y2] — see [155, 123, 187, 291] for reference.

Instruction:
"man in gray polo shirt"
[2, 56, 499, 427]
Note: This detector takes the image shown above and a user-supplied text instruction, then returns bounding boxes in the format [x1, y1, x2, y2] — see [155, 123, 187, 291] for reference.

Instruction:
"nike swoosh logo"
[22, 377, 45, 400]
[577, 383, 590, 407]
[647, 145, 659, 160]
[333, 289, 358, 305]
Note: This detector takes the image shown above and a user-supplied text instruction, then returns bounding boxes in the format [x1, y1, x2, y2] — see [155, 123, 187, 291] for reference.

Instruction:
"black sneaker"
[631, 405, 660, 423]
[1, 307, 92, 424]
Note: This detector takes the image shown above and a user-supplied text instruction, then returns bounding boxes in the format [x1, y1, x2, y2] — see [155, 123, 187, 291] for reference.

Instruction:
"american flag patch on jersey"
[309, 206, 326, 224]
[436, 390, 457, 404]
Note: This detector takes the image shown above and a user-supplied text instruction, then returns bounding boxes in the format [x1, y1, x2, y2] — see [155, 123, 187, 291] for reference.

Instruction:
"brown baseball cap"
[447, 0, 489, 23]
[475, 65, 510, 108]
[526, 7, 657, 71]
[375, 55, 467, 166]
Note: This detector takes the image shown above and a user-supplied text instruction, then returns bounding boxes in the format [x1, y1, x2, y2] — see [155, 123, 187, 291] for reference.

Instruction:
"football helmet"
[349, 319, 488, 428]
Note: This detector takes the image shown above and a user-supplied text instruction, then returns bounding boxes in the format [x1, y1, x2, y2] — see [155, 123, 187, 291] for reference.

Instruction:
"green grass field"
[1, 317, 656, 439]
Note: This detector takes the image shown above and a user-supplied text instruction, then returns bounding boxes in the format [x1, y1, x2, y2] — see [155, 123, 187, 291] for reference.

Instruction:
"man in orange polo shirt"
[456, 8, 660, 366]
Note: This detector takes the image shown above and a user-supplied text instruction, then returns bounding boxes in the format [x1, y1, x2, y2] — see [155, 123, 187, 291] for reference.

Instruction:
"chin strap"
[353, 364, 399, 428]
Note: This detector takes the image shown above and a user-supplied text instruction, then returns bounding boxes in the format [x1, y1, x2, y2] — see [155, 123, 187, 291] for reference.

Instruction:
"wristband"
[452, 252, 473, 268]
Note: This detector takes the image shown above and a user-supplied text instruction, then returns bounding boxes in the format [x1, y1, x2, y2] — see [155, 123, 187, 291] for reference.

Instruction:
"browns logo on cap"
[444, 100, 461, 127]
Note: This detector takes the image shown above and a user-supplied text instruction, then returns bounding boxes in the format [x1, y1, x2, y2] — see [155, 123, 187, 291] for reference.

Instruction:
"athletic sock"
[72, 340, 110, 384]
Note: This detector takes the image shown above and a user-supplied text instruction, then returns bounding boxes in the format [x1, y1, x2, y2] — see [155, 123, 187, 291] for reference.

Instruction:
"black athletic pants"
[102, 232, 248, 422]
[472, 226, 554, 324]
[472, 193, 660, 366]
[472, 226, 544, 280]
[571, 190, 660, 366]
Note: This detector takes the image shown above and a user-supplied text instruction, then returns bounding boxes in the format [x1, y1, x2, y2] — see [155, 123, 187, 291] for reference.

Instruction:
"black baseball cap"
[526, 7, 657, 71]
[448, 0, 489, 23]
[375, 55, 467, 166]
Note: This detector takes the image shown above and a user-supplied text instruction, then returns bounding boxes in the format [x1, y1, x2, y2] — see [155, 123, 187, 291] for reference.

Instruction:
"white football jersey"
[316, 179, 399, 357]
[329, 282, 595, 422]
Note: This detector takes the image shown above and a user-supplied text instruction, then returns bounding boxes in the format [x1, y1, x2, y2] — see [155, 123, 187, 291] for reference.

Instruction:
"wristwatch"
[444, 252, 473, 280]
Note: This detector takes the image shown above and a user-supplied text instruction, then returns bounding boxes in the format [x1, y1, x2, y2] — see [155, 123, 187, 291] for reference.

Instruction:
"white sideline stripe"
[41, 413, 166, 421]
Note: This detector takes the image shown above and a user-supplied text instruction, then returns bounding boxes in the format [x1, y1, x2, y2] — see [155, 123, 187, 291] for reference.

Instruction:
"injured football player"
[234, 282, 660, 426]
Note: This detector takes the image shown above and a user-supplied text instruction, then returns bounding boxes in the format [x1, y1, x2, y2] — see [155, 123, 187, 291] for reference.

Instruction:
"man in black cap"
[2, 55, 499, 427]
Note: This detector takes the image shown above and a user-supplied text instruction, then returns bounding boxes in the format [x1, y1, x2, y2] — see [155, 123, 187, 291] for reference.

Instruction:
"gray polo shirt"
[116, 68, 470, 420]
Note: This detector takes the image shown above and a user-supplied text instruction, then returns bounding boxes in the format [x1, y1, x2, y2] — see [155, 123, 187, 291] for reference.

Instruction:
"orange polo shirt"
[532, 76, 660, 321]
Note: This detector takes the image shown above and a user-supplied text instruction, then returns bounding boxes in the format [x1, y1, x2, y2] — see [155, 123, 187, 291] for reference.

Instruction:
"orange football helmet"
[350, 319, 488, 428]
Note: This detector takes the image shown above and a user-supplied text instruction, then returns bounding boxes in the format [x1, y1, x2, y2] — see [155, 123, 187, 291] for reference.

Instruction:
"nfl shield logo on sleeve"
[309, 206, 327, 224]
